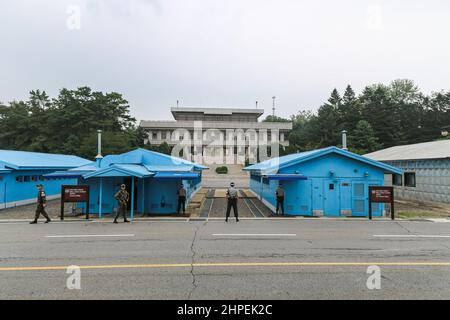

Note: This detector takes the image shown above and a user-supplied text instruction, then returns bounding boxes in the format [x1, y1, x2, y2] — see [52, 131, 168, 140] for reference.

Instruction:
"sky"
[1, 0, 449, 121]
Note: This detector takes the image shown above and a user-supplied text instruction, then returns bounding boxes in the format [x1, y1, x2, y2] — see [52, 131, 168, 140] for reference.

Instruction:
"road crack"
[187, 223, 202, 300]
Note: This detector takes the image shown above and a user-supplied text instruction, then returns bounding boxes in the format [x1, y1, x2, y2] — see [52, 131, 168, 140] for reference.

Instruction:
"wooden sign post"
[369, 186, 395, 220]
[61, 185, 90, 220]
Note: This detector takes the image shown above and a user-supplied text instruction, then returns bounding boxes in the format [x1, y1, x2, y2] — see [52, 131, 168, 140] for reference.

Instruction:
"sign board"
[369, 186, 393, 203]
[368, 186, 394, 220]
[63, 185, 89, 202]
[61, 185, 90, 220]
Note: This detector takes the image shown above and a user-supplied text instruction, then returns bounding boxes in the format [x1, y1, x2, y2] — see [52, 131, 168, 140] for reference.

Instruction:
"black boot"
[113, 220, 118, 224]
[45, 219, 51, 223]
[30, 220, 37, 224]
[124, 219, 130, 223]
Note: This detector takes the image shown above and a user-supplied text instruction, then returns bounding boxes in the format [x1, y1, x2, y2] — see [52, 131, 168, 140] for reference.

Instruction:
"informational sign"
[61, 185, 90, 220]
[368, 186, 394, 220]
[63, 185, 89, 202]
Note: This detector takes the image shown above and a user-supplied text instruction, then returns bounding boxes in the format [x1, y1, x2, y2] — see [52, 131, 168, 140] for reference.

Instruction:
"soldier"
[177, 183, 187, 215]
[225, 182, 239, 222]
[275, 183, 285, 216]
[30, 184, 51, 224]
[114, 184, 130, 223]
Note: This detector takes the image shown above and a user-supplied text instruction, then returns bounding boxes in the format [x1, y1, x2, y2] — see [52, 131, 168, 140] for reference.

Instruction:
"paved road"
[0, 219, 450, 299]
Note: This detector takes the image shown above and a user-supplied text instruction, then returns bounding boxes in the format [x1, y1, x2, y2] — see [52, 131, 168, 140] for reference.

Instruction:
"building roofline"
[170, 107, 265, 116]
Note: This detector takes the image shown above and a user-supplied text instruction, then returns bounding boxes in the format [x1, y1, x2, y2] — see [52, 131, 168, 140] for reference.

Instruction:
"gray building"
[365, 140, 450, 204]
[140, 107, 292, 165]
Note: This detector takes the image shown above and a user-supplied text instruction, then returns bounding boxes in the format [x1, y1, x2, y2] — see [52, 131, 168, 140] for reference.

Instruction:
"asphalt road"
[1, 218, 450, 299]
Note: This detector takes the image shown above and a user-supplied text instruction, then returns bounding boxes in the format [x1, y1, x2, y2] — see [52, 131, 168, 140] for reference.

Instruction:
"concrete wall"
[0, 170, 78, 210]
[384, 159, 450, 204]
[250, 153, 386, 217]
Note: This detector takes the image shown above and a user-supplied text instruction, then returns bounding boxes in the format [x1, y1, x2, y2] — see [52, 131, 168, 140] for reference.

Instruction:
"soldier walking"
[30, 184, 51, 224]
[225, 182, 239, 222]
[275, 183, 285, 216]
[177, 183, 187, 215]
[114, 184, 130, 223]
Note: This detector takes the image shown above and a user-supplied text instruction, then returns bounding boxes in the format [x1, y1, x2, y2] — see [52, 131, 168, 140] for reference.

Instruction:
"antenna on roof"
[272, 96, 276, 116]
[177, 100, 179, 108]
[255, 101, 258, 109]
[95, 130, 103, 165]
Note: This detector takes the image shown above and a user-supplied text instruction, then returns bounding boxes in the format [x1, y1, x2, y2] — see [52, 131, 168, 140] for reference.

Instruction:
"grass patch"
[396, 211, 450, 219]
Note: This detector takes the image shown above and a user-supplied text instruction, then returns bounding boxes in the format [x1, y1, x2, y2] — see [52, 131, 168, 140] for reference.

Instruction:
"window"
[152, 132, 158, 140]
[329, 183, 335, 190]
[24, 176, 30, 182]
[16, 176, 23, 183]
[404, 172, 416, 187]
[32, 175, 38, 182]
[393, 174, 402, 186]
[38, 175, 44, 181]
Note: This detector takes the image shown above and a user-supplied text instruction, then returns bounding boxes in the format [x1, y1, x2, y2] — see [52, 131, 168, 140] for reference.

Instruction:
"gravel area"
[0, 199, 83, 220]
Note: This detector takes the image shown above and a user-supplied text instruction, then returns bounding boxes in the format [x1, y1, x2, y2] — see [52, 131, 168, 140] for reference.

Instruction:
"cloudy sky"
[1, 0, 449, 121]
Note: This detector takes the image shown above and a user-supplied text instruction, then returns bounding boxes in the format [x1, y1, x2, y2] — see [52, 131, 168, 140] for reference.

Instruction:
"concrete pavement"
[0, 219, 450, 299]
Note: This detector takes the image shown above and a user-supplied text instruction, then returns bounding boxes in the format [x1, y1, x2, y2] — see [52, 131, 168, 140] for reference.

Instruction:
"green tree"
[348, 120, 381, 154]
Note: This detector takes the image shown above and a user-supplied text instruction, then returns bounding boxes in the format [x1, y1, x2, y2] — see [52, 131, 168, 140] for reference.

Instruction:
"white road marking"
[45, 234, 135, 238]
[212, 233, 297, 237]
[374, 234, 450, 239]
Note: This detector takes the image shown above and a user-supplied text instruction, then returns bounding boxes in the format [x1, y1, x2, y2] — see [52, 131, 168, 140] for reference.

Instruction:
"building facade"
[244, 147, 402, 217]
[0, 150, 91, 209]
[365, 140, 450, 204]
[140, 107, 292, 165]
[46, 149, 207, 218]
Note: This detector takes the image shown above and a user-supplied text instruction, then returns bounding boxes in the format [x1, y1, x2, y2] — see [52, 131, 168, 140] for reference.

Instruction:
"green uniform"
[34, 190, 50, 221]
[114, 189, 129, 221]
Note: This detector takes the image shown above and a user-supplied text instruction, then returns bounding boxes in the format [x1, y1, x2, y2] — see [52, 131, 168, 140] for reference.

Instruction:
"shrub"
[215, 166, 228, 174]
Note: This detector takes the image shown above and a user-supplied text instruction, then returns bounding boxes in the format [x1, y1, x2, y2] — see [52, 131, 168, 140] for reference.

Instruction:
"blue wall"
[80, 175, 202, 215]
[250, 153, 385, 217]
[0, 170, 78, 209]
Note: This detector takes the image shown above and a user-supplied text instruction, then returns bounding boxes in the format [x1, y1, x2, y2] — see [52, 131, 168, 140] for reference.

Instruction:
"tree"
[348, 120, 381, 154]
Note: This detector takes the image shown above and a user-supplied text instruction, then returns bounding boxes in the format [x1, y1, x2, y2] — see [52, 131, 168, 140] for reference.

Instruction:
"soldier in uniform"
[177, 183, 187, 215]
[30, 184, 51, 224]
[114, 184, 130, 223]
[225, 182, 239, 222]
[275, 183, 285, 216]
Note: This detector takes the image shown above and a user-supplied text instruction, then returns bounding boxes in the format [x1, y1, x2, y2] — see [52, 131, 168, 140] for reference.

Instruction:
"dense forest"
[267, 79, 450, 155]
[1, 79, 449, 159]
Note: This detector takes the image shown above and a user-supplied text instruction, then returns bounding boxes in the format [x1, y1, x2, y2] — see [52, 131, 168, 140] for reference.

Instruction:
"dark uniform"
[30, 185, 51, 224]
[177, 185, 187, 215]
[276, 186, 285, 215]
[226, 184, 239, 222]
[114, 186, 130, 223]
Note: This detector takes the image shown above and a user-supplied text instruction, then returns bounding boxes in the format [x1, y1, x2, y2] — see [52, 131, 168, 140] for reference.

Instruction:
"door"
[0, 181, 5, 208]
[351, 181, 383, 217]
[323, 180, 340, 216]
[351, 181, 366, 216]
[284, 180, 312, 215]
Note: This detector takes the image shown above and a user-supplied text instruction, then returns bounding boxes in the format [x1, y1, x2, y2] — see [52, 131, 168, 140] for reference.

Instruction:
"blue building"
[46, 148, 207, 219]
[244, 147, 402, 217]
[0, 150, 92, 209]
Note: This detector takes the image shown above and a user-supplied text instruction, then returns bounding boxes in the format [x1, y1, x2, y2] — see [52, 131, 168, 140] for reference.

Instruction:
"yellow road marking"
[1, 261, 450, 272]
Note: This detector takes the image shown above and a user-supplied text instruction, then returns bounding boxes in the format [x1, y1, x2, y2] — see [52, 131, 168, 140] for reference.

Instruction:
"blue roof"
[45, 148, 208, 180]
[83, 164, 155, 179]
[153, 172, 200, 179]
[244, 146, 402, 175]
[0, 150, 92, 170]
[100, 149, 207, 171]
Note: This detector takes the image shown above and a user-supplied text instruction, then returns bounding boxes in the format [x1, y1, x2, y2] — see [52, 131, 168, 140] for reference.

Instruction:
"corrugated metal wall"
[385, 159, 450, 203]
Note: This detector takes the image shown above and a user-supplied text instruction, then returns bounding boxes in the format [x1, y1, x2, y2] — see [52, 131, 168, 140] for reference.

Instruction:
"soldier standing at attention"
[177, 183, 187, 215]
[114, 184, 130, 224]
[225, 182, 239, 222]
[275, 183, 285, 216]
[30, 184, 51, 224]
